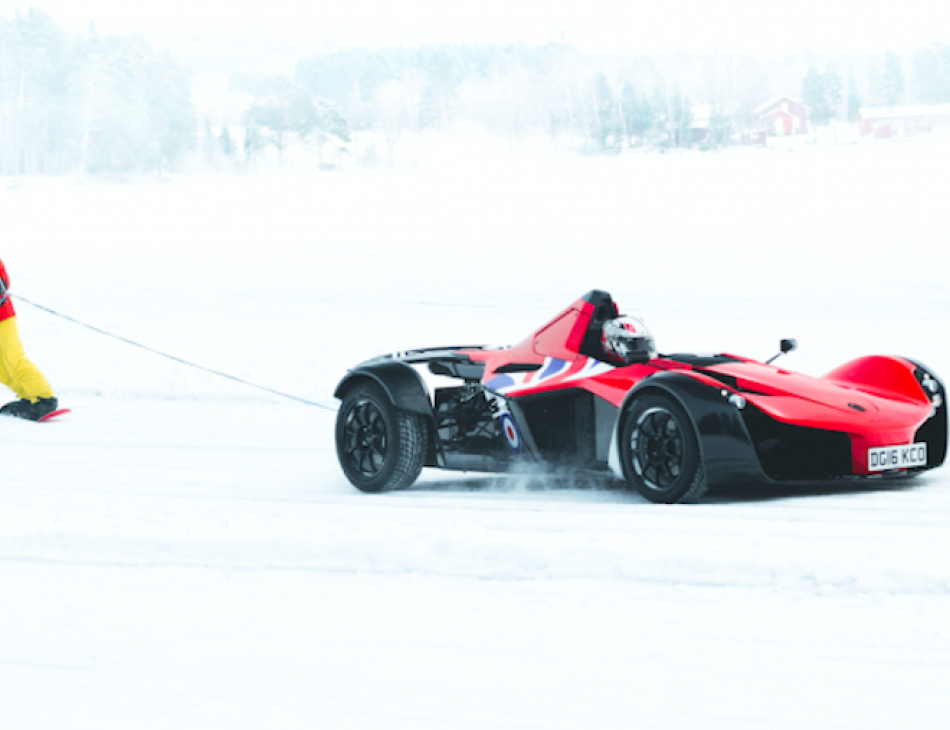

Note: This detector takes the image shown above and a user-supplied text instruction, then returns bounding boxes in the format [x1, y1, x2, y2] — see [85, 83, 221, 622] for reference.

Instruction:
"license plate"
[868, 443, 927, 471]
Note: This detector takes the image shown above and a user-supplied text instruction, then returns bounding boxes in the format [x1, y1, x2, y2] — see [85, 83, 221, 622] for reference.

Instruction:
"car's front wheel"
[335, 382, 429, 492]
[620, 393, 707, 503]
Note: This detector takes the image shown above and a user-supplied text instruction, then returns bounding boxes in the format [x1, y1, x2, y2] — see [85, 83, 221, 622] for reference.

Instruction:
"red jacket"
[0, 258, 15, 321]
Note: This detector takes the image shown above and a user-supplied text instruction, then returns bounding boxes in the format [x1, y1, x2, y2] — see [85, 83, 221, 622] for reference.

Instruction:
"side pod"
[617, 371, 771, 489]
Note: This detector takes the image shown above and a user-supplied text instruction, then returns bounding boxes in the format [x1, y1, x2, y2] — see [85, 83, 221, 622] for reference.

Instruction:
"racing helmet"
[601, 316, 656, 365]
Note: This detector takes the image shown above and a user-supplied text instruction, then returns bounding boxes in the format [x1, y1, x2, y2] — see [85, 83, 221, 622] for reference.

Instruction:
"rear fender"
[611, 371, 770, 488]
[335, 362, 431, 414]
[334, 362, 440, 466]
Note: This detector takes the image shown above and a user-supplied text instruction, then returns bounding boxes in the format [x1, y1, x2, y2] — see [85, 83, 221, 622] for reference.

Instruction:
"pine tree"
[0, 8, 70, 175]
[313, 98, 350, 166]
[882, 52, 905, 106]
[65, 27, 194, 175]
[845, 66, 862, 122]
[667, 83, 692, 146]
[417, 45, 469, 130]
[708, 102, 732, 146]
[590, 72, 617, 150]
[824, 65, 843, 119]
[629, 91, 653, 143]
[802, 67, 832, 124]
[913, 43, 950, 103]
[200, 114, 214, 166]
[244, 75, 319, 163]
[243, 123, 260, 162]
[867, 59, 885, 106]
[220, 125, 234, 157]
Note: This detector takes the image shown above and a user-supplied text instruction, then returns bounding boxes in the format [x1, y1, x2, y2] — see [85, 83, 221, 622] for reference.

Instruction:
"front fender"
[612, 371, 771, 488]
[905, 358, 948, 469]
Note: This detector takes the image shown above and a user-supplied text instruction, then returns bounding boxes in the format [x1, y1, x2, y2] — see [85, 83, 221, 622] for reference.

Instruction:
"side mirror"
[767, 338, 798, 365]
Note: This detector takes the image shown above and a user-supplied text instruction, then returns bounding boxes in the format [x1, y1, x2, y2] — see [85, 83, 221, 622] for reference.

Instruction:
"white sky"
[2, 1, 950, 56]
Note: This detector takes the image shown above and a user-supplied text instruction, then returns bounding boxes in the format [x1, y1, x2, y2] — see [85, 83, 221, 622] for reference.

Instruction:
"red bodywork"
[460, 293, 937, 477]
[0, 258, 14, 321]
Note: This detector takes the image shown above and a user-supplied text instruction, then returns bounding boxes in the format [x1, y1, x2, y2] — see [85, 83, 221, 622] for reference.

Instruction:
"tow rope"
[12, 294, 338, 412]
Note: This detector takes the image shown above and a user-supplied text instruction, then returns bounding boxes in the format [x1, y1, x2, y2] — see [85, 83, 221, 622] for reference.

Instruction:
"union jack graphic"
[486, 357, 614, 395]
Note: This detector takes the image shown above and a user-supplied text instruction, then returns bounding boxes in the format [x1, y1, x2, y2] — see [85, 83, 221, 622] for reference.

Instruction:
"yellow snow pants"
[0, 317, 55, 402]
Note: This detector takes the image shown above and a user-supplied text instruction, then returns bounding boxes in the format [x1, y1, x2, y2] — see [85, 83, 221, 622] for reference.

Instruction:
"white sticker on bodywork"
[484, 390, 510, 420]
[484, 391, 523, 453]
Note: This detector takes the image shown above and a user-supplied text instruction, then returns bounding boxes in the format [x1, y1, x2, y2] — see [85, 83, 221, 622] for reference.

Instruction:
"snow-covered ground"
[2, 138, 949, 729]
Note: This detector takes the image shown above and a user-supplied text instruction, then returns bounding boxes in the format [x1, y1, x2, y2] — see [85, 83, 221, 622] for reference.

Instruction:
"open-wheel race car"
[334, 290, 947, 503]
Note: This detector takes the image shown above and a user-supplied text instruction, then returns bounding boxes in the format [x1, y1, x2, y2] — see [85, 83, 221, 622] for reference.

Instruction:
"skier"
[0, 258, 59, 420]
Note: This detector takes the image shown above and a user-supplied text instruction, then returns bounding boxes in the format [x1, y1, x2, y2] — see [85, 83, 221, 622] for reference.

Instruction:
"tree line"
[294, 42, 950, 152]
[293, 44, 703, 153]
[801, 47, 950, 125]
[5, 6, 950, 177]
[1, 8, 194, 175]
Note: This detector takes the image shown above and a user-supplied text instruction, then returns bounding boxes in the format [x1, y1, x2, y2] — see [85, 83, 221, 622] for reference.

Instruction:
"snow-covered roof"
[752, 95, 808, 115]
[859, 104, 950, 120]
[690, 104, 712, 128]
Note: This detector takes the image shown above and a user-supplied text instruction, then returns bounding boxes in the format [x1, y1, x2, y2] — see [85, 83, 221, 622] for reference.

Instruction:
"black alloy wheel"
[335, 381, 429, 492]
[341, 398, 388, 479]
[621, 393, 707, 503]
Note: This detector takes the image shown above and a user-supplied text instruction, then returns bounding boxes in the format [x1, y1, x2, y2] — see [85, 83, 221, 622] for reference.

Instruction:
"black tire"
[335, 382, 429, 492]
[620, 393, 707, 504]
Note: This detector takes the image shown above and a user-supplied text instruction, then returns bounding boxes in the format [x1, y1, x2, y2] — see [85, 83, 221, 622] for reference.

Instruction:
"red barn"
[753, 96, 809, 136]
[859, 105, 950, 138]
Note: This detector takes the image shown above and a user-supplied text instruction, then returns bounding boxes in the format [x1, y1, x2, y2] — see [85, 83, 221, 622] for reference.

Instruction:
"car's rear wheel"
[336, 382, 429, 492]
[621, 394, 707, 503]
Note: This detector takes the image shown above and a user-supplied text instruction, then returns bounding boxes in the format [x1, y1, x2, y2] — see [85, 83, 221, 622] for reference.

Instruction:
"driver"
[601, 316, 656, 365]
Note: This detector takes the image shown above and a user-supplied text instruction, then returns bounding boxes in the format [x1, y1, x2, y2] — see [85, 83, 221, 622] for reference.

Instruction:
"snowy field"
[2, 137, 950, 729]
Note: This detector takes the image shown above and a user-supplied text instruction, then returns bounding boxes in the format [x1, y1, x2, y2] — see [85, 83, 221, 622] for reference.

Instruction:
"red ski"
[38, 408, 71, 422]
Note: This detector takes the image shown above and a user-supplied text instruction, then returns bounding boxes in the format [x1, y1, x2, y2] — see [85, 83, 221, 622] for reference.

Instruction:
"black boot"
[0, 397, 58, 421]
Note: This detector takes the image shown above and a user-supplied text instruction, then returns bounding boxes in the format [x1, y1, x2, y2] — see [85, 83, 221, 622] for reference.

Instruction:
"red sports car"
[334, 290, 946, 502]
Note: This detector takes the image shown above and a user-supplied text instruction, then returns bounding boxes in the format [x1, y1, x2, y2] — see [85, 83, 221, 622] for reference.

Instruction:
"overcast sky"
[3, 1, 950, 56]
